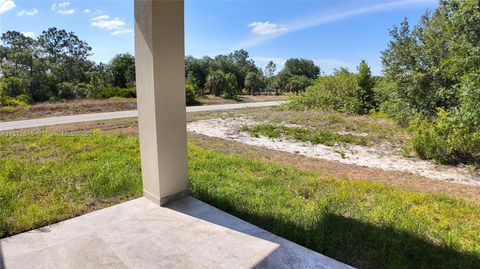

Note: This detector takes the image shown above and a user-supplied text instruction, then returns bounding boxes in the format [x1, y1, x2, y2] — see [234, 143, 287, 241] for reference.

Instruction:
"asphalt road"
[0, 101, 283, 131]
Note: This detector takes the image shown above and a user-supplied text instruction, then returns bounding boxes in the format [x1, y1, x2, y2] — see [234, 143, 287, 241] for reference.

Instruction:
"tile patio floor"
[0, 196, 353, 269]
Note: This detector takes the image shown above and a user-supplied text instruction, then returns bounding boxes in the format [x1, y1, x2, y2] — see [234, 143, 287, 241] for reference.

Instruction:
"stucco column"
[134, 0, 188, 205]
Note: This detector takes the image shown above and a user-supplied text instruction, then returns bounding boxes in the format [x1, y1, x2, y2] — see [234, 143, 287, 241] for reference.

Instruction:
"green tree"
[244, 72, 265, 95]
[357, 60, 376, 114]
[284, 58, 320, 79]
[286, 75, 311, 94]
[224, 73, 238, 98]
[109, 53, 135, 88]
[287, 70, 362, 113]
[264, 61, 276, 92]
[205, 70, 226, 96]
[271, 71, 290, 95]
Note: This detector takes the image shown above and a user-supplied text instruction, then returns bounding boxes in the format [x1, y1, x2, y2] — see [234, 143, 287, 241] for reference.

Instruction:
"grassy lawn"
[1, 133, 480, 268]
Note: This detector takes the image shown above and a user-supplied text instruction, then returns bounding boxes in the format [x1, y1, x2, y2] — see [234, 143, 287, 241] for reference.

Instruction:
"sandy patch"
[187, 117, 480, 187]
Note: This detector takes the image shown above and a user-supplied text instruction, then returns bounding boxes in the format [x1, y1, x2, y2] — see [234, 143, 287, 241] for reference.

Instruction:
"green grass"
[1, 133, 480, 268]
[241, 123, 368, 146]
[0, 133, 143, 238]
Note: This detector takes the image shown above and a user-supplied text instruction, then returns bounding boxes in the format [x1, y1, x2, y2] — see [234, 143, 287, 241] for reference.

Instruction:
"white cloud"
[0, 0, 15, 14]
[18, 8, 38, 16]
[248, 21, 287, 36]
[91, 15, 132, 35]
[91, 15, 125, 30]
[233, 0, 435, 50]
[51, 2, 75, 15]
[83, 8, 90, 13]
[21, 32, 35, 38]
[58, 8, 74, 15]
[111, 29, 133, 35]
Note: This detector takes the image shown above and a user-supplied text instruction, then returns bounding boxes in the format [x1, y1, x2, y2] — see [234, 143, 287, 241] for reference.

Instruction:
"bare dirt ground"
[187, 117, 480, 186]
[0, 94, 286, 122]
[4, 113, 480, 206]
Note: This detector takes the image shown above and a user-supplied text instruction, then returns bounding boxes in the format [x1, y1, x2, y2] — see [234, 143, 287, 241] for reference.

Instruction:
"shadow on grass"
[194, 194, 480, 269]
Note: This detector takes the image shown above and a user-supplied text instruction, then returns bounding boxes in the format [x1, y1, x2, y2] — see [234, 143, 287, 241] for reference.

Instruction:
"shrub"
[0, 79, 30, 107]
[224, 73, 238, 98]
[285, 75, 311, 94]
[205, 70, 226, 96]
[411, 75, 480, 166]
[97, 85, 136, 99]
[2, 77, 29, 99]
[57, 82, 93, 99]
[287, 71, 362, 113]
[185, 83, 198, 105]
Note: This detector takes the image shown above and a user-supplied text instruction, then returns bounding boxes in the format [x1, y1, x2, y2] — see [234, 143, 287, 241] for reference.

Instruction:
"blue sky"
[0, 0, 438, 75]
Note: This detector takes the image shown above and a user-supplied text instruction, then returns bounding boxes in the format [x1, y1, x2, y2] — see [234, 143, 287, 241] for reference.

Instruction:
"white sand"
[187, 117, 480, 187]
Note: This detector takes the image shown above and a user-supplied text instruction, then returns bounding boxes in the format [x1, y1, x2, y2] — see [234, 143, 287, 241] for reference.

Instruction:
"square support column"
[134, 0, 188, 205]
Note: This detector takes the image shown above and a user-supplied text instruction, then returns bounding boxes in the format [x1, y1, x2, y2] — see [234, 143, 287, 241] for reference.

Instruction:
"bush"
[57, 82, 93, 99]
[0, 79, 30, 107]
[411, 75, 480, 166]
[97, 86, 136, 99]
[224, 73, 238, 98]
[185, 83, 198, 105]
[205, 70, 226, 96]
[2, 77, 30, 99]
[286, 71, 362, 113]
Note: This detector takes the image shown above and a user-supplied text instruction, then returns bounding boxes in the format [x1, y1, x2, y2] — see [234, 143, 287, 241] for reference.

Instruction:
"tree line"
[184, 51, 320, 104]
[0, 27, 322, 106]
[0, 27, 137, 106]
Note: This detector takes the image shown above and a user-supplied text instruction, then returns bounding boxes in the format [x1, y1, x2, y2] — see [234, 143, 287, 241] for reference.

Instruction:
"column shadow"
[184, 195, 480, 269]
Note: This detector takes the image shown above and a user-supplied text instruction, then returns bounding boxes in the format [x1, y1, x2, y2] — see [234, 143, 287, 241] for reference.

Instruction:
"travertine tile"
[113, 234, 188, 269]
[136, 206, 194, 233]
[48, 233, 127, 269]
[96, 218, 153, 251]
[2, 248, 57, 269]
[166, 196, 213, 217]
[195, 206, 260, 235]
[185, 227, 279, 269]
[38, 218, 93, 247]
[0, 230, 47, 258]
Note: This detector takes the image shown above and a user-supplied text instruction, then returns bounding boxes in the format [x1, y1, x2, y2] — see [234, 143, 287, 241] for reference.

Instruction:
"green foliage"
[244, 72, 265, 95]
[271, 70, 290, 95]
[224, 72, 238, 98]
[97, 85, 136, 99]
[411, 75, 480, 166]
[57, 82, 91, 99]
[287, 70, 362, 113]
[283, 58, 320, 79]
[357, 60, 376, 113]
[380, 0, 480, 165]
[185, 83, 198, 106]
[109, 53, 135, 88]
[205, 70, 226, 96]
[285, 75, 311, 94]
[1, 77, 30, 99]
[242, 123, 367, 146]
[185, 50, 260, 93]
[264, 61, 276, 92]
